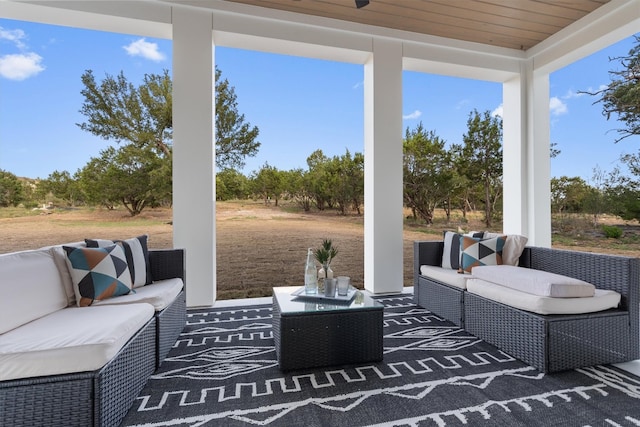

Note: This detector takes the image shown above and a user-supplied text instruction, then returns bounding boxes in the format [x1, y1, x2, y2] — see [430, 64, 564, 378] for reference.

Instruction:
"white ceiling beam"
[2, 0, 172, 38]
[529, 0, 640, 74]
[210, 10, 373, 64]
[402, 41, 522, 83]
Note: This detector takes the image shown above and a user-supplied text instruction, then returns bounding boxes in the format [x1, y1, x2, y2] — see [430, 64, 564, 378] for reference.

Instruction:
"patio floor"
[210, 286, 640, 378]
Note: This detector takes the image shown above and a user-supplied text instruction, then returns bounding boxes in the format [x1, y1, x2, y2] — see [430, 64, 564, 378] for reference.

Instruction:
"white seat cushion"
[420, 265, 473, 290]
[0, 303, 154, 381]
[93, 278, 183, 311]
[467, 278, 620, 315]
[0, 249, 68, 334]
[471, 265, 595, 297]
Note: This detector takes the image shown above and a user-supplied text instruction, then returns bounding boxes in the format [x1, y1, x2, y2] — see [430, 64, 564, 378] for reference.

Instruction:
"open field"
[2, 201, 640, 300]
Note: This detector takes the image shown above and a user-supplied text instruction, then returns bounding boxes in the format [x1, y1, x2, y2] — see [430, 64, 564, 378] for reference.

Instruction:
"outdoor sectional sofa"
[0, 240, 186, 427]
[414, 240, 640, 373]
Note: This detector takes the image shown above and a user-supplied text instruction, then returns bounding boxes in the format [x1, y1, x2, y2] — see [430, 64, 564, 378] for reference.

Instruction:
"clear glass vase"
[318, 263, 333, 291]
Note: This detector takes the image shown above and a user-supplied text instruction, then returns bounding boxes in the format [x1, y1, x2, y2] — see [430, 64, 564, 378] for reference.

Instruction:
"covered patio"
[3, 0, 639, 307]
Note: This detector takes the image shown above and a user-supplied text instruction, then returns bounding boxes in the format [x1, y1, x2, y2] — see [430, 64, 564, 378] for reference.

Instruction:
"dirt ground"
[0, 202, 428, 300]
[3, 202, 639, 300]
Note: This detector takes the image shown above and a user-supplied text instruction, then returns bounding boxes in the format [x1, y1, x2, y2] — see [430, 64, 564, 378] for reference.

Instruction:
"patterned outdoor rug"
[121, 295, 640, 426]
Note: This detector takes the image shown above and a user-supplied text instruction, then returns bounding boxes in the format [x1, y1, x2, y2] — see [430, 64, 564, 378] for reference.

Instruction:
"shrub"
[602, 225, 623, 239]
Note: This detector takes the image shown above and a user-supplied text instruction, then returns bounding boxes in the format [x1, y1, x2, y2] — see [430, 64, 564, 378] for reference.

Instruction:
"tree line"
[1, 108, 502, 224]
[1, 35, 638, 225]
[2, 109, 640, 225]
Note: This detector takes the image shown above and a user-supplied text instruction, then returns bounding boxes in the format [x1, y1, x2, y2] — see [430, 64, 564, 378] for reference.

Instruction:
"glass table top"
[273, 286, 383, 315]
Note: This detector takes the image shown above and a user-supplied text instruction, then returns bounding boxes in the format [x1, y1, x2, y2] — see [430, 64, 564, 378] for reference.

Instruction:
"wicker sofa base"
[465, 293, 632, 372]
[413, 241, 640, 373]
[0, 317, 157, 427]
[156, 290, 187, 367]
[149, 249, 187, 367]
[415, 276, 464, 327]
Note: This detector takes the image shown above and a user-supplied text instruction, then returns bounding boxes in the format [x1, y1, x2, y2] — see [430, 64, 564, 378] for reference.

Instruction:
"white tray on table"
[291, 286, 358, 302]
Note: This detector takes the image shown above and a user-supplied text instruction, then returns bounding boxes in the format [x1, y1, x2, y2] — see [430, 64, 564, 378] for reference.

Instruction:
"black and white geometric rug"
[121, 295, 640, 426]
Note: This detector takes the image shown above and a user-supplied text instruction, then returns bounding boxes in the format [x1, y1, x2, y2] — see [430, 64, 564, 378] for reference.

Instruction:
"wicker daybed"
[414, 241, 640, 373]
[0, 246, 186, 427]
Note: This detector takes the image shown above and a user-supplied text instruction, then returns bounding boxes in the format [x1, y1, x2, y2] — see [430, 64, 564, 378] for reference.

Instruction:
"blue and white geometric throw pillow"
[63, 245, 133, 307]
[459, 235, 506, 274]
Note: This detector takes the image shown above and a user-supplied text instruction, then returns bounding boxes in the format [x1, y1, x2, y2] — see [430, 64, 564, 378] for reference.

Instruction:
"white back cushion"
[483, 233, 528, 266]
[0, 249, 68, 334]
[48, 243, 86, 306]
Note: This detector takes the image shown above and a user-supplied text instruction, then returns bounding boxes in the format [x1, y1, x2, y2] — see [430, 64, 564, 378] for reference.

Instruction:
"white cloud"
[403, 110, 422, 120]
[491, 104, 503, 118]
[549, 96, 568, 116]
[456, 99, 470, 110]
[562, 89, 585, 99]
[0, 27, 27, 49]
[0, 53, 45, 81]
[123, 38, 166, 62]
[352, 80, 364, 90]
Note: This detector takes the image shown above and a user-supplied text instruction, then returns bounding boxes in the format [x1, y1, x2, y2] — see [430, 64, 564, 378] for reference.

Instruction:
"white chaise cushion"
[0, 249, 68, 334]
[467, 278, 620, 315]
[0, 303, 154, 381]
[93, 278, 183, 311]
[471, 265, 595, 297]
[419, 265, 473, 290]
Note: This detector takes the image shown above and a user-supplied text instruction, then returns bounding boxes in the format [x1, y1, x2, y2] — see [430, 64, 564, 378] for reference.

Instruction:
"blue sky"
[0, 18, 638, 183]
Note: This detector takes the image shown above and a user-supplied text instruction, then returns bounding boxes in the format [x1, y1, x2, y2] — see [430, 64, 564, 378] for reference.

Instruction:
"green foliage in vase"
[314, 238, 338, 266]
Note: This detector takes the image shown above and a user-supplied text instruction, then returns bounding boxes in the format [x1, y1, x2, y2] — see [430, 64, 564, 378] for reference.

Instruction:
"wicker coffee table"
[272, 286, 384, 371]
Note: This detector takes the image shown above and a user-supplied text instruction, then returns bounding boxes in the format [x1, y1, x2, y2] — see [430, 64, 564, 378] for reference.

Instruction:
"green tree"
[77, 67, 260, 172]
[585, 36, 640, 143]
[78, 145, 170, 215]
[251, 163, 283, 206]
[40, 170, 82, 206]
[78, 70, 173, 157]
[78, 152, 119, 210]
[583, 165, 612, 226]
[215, 69, 261, 170]
[0, 169, 24, 207]
[284, 168, 313, 212]
[216, 168, 250, 200]
[306, 149, 332, 210]
[550, 176, 592, 214]
[346, 151, 365, 215]
[403, 122, 452, 224]
[327, 150, 364, 215]
[454, 110, 503, 227]
[605, 153, 640, 221]
[20, 178, 40, 208]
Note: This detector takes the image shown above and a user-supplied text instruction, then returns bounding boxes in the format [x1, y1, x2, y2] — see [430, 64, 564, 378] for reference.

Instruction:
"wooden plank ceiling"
[223, 0, 609, 50]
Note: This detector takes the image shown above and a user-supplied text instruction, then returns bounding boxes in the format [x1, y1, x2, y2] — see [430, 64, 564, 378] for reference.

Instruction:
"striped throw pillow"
[441, 230, 484, 270]
[86, 235, 151, 287]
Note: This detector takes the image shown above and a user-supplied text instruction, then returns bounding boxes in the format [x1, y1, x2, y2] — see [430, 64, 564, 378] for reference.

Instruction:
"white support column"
[528, 70, 552, 247]
[502, 59, 551, 247]
[172, 8, 216, 306]
[502, 62, 530, 237]
[364, 38, 403, 294]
